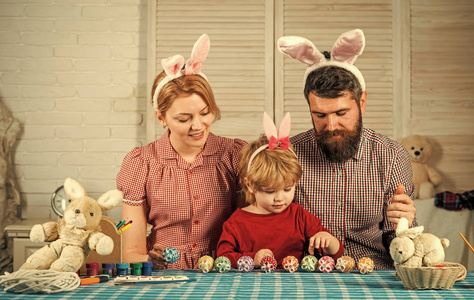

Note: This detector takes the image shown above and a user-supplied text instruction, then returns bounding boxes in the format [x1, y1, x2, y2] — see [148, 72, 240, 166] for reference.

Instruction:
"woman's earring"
[162, 123, 167, 128]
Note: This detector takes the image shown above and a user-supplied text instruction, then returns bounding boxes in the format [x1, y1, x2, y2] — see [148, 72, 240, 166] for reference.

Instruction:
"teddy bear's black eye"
[411, 147, 414, 150]
[420, 148, 423, 151]
[90, 212, 94, 217]
[75, 209, 80, 214]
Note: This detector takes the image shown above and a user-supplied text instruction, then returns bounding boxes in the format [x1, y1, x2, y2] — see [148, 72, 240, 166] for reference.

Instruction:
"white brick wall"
[0, 0, 148, 220]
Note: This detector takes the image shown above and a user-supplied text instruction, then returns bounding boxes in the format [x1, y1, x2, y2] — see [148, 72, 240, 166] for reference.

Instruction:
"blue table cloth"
[1, 270, 473, 299]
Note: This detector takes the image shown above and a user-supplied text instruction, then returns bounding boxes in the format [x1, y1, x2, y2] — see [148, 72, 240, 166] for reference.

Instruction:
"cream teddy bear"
[20, 178, 123, 272]
[389, 217, 449, 267]
[400, 135, 442, 199]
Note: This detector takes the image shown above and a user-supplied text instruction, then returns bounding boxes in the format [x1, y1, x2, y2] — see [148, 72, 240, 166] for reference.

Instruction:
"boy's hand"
[308, 232, 337, 255]
[254, 249, 274, 267]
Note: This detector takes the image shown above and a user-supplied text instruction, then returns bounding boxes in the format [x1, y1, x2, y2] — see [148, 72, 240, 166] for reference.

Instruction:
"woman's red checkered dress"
[117, 131, 246, 269]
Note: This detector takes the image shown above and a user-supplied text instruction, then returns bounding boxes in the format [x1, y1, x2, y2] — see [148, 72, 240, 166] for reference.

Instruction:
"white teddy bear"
[400, 135, 442, 199]
[389, 217, 449, 267]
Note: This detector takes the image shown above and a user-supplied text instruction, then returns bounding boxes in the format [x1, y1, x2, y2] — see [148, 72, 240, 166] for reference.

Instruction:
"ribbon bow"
[247, 112, 295, 172]
[269, 136, 290, 150]
[263, 112, 291, 149]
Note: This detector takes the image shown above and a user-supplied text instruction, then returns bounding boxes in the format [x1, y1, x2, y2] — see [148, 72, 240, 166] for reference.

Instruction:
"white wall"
[0, 0, 148, 220]
[1, 0, 473, 222]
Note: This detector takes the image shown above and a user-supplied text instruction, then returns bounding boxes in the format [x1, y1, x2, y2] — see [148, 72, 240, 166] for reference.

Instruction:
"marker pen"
[116, 220, 126, 229]
[119, 220, 133, 231]
[80, 275, 109, 286]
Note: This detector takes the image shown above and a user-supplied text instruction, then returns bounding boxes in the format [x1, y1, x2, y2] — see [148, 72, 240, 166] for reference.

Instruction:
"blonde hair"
[239, 134, 302, 205]
[151, 71, 221, 120]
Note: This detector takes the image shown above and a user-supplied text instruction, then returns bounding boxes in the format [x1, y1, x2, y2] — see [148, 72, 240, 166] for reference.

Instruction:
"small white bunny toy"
[389, 217, 449, 267]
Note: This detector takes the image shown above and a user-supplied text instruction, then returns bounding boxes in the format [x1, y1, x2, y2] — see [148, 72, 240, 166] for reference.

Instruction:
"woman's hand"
[254, 249, 274, 267]
[148, 243, 167, 269]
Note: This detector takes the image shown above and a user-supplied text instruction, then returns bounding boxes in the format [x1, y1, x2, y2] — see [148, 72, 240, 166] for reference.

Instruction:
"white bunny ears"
[152, 34, 210, 109]
[247, 112, 297, 172]
[278, 29, 366, 91]
[396, 217, 425, 239]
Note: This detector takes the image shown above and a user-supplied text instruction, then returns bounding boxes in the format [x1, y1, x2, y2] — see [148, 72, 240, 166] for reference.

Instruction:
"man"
[278, 29, 416, 269]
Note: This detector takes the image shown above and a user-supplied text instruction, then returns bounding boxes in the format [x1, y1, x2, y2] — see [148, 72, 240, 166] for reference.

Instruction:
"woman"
[116, 34, 246, 269]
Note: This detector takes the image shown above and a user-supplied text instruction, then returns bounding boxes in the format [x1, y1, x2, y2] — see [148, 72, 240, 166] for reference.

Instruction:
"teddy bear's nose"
[414, 151, 420, 156]
[75, 209, 80, 214]
[399, 251, 403, 254]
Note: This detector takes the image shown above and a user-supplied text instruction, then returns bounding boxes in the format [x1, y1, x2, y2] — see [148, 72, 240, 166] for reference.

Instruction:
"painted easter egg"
[282, 255, 299, 273]
[162, 247, 180, 264]
[318, 256, 335, 273]
[214, 256, 231, 273]
[260, 255, 277, 273]
[301, 255, 318, 272]
[336, 256, 355, 273]
[198, 255, 214, 273]
[357, 257, 374, 274]
[237, 256, 254, 273]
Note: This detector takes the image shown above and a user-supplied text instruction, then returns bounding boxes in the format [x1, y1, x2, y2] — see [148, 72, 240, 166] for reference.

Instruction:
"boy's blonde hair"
[239, 134, 302, 205]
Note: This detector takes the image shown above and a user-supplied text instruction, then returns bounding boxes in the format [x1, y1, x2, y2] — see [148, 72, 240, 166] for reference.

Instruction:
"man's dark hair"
[304, 66, 363, 105]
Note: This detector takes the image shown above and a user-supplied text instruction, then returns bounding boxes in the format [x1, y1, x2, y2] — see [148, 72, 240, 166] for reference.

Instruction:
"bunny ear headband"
[152, 34, 210, 109]
[278, 29, 366, 91]
[247, 112, 297, 172]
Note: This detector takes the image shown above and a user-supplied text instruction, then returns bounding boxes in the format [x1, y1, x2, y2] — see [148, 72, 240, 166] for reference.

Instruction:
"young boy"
[217, 113, 343, 268]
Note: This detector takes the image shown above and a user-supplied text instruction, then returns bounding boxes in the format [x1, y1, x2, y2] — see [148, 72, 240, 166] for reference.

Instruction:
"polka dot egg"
[260, 255, 277, 273]
[357, 257, 374, 274]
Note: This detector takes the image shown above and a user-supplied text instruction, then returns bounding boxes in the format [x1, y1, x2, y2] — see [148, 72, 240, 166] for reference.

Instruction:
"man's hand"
[387, 184, 416, 230]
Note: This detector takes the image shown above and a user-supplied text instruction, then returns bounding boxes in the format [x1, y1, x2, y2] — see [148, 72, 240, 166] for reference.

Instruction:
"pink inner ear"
[192, 62, 203, 74]
[184, 34, 210, 75]
[278, 36, 325, 67]
[162, 55, 185, 76]
[331, 29, 365, 65]
[262, 112, 277, 139]
[277, 112, 291, 138]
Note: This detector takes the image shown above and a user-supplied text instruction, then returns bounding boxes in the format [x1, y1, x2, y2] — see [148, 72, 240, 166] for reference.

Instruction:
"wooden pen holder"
[79, 216, 122, 276]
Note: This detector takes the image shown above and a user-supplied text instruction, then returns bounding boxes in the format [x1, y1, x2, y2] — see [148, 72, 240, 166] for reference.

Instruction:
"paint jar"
[130, 262, 143, 275]
[102, 263, 115, 277]
[142, 261, 153, 276]
[86, 263, 99, 276]
[116, 263, 129, 276]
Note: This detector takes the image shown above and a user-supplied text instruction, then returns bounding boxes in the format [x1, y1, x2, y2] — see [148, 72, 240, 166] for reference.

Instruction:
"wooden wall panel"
[149, 0, 272, 142]
[149, 0, 474, 193]
[276, 0, 394, 137]
[410, 0, 474, 193]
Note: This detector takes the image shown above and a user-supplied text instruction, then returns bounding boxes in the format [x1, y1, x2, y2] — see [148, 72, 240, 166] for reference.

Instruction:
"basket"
[395, 262, 467, 290]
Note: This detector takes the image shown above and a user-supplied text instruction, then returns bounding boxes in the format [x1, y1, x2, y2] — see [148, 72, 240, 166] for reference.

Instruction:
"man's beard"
[313, 115, 362, 163]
